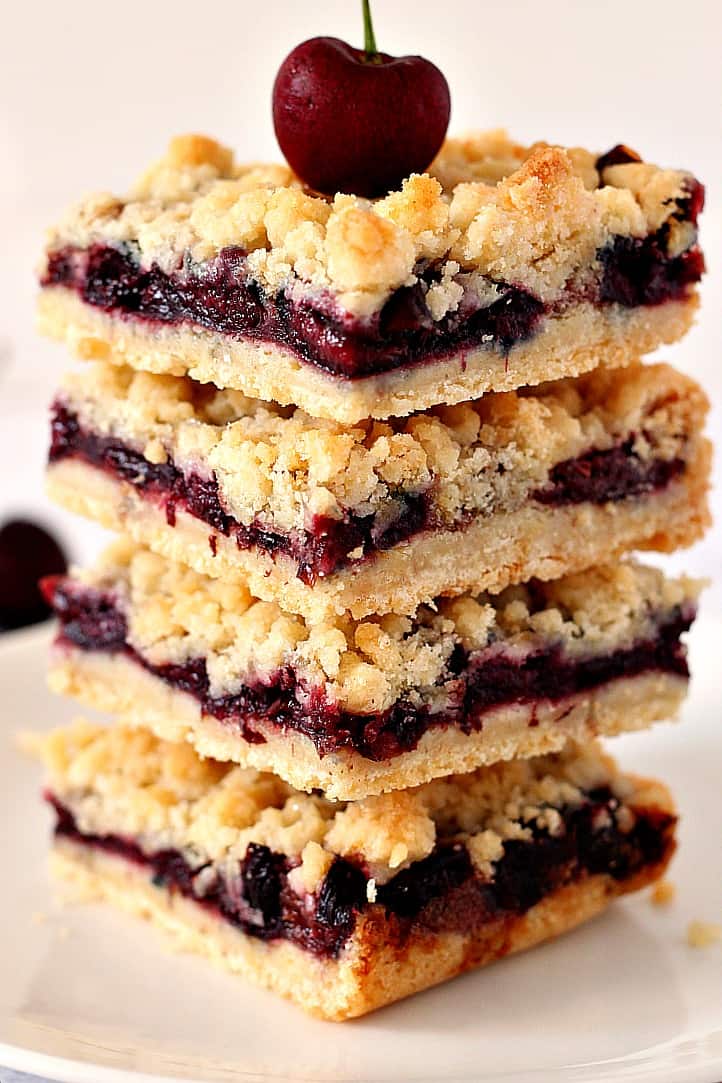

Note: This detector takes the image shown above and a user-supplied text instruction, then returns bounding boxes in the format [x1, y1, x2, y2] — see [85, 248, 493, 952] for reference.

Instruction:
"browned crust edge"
[51, 806, 675, 1021]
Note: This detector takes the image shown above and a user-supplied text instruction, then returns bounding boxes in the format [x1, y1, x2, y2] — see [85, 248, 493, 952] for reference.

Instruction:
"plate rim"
[3, 1032, 722, 1083]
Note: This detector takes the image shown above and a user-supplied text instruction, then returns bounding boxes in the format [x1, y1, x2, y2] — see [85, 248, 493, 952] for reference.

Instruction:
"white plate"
[1, 622, 720, 1083]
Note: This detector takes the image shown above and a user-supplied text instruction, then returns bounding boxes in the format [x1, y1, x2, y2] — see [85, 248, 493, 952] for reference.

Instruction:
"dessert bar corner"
[39, 721, 677, 1020]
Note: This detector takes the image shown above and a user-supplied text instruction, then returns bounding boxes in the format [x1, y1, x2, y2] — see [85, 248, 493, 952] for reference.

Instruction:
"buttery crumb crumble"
[650, 879, 676, 906]
[687, 920, 722, 948]
[43, 130, 700, 319]
[69, 540, 701, 716]
[38, 721, 664, 892]
[56, 359, 708, 538]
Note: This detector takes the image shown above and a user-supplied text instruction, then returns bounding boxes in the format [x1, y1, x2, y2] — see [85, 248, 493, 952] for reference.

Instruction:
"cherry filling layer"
[49, 405, 686, 584]
[48, 789, 675, 958]
[49, 405, 429, 585]
[41, 197, 703, 380]
[45, 578, 694, 762]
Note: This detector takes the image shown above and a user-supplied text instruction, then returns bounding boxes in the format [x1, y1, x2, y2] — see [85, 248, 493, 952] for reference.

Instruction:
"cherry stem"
[362, 0, 379, 59]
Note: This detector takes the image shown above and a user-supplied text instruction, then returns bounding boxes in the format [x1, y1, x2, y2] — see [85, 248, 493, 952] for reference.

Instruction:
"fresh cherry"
[272, 1, 451, 197]
[0, 518, 67, 631]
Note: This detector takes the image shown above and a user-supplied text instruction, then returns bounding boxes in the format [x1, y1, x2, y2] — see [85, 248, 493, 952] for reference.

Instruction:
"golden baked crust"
[50, 827, 671, 1013]
[42, 721, 676, 1019]
[50, 840, 672, 1020]
[48, 649, 688, 799]
[54, 359, 709, 537]
[46, 438, 711, 622]
[38, 283, 698, 424]
[41, 131, 699, 317]
[57, 539, 701, 716]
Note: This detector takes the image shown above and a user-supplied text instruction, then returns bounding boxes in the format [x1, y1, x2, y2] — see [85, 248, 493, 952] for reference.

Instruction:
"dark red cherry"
[0, 518, 67, 631]
[272, 2, 450, 198]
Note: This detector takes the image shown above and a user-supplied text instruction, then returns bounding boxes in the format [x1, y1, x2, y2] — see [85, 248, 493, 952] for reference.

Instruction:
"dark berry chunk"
[377, 844, 472, 917]
[48, 581, 127, 650]
[316, 858, 367, 931]
[242, 842, 285, 922]
[534, 440, 684, 505]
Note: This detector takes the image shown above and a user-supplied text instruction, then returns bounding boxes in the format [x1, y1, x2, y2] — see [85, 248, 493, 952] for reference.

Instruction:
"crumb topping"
[650, 879, 676, 906]
[39, 722, 664, 890]
[43, 131, 700, 317]
[71, 541, 701, 715]
[687, 920, 722, 948]
[58, 360, 707, 537]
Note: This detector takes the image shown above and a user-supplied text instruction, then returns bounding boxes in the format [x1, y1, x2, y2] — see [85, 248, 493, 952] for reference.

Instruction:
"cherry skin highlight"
[272, 34, 450, 197]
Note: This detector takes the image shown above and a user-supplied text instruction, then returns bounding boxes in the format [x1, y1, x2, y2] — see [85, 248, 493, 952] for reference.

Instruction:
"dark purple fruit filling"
[47, 578, 694, 763]
[50, 405, 688, 582]
[41, 195, 703, 381]
[597, 231, 704, 308]
[47, 796, 360, 957]
[43, 575, 127, 651]
[49, 404, 431, 585]
[48, 788, 674, 956]
[0, 519, 67, 632]
[377, 793, 674, 935]
[533, 438, 684, 505]
[42, 243, 545, 379]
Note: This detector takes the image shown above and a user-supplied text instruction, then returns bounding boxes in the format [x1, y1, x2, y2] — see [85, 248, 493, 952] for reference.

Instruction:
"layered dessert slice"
[47, 359, 710, 621]
[44, 541, 700, 799]
[38, 721, 676, 1020]
[38, 132, 704, 424]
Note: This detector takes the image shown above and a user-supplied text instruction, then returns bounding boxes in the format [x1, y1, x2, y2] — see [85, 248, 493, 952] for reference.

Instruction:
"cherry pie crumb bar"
[44, 540, 700, 799]
[39, 721, 676, 1020]
[38, 132, 704, 423]
[46, 360, 710, 621]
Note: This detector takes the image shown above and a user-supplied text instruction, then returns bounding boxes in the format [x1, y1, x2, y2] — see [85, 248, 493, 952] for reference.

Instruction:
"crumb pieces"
[287, 840, 334, 895]
[16, 730, 45, 756]
[466, 829, 504, 877]
[325, 790, 436, 878]
[46, 130, 697, 317]
[63, 359, 706, 540]
[38, 722, 671, 891]
[76, 538, 701, 716]
[650, 879, 676, 906]
[687, 920, 722, 948]
[143, 437, 168, 465]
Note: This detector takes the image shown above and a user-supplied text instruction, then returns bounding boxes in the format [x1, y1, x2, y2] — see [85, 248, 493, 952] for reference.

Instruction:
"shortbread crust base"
[49, 646, 687, 799]
[51, 827, 672, 1021]
[38, 287, 698, 423]
[46, 441, 711, 621]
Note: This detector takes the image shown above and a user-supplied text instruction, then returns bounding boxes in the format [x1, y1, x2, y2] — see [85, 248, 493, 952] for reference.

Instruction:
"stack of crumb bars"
[35, 132, 710, 1020]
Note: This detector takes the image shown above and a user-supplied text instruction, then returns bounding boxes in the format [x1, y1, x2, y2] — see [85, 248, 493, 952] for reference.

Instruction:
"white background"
[1, 0, 720, 602]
